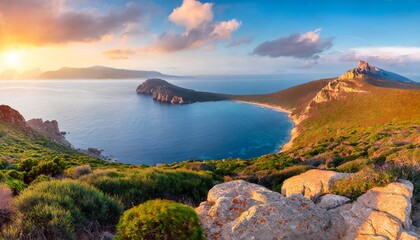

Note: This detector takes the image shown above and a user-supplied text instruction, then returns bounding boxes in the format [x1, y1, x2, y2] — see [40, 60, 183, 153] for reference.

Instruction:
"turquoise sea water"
[0, 76, 307, 165]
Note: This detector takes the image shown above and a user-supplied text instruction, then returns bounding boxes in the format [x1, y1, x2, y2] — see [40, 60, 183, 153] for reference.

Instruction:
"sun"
[4, 51, 21, 68]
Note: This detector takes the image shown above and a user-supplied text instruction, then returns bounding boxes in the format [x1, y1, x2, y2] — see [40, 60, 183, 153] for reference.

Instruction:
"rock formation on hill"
[0, 105, 70, 146]
[196, 170, 419, 240]
[26, 118, 70, 147]
[136, 79, 230, 104]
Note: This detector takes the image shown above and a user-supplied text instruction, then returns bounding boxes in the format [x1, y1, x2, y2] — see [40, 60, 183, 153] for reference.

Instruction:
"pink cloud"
[153, 0, 241, 52]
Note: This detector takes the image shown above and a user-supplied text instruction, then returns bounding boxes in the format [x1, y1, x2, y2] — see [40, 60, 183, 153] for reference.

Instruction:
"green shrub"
[5, 179, 27, 195]
[336, 159, 370, 173]
[31, 174, 53, 185]
[14, 179, 123, 239]
[116, 199, 203, 240]
[332, 168, 394, 201]
[5, 170, 24, 181]
[81, 168, 214, 208]
[66, 164, 92, 179]
[259, 165, 312, 189]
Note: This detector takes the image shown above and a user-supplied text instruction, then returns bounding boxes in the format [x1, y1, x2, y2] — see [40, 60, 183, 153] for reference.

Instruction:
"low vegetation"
[116, 199, 204, 240]
[12, 180, 123, 239]
[80, 168, 215, 208]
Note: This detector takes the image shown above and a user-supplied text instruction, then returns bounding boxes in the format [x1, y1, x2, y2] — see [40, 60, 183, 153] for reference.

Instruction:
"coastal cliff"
[136, 79, 231, 104]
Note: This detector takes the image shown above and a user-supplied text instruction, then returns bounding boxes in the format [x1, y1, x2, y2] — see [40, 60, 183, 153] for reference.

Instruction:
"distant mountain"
[39, 66, 177, 79]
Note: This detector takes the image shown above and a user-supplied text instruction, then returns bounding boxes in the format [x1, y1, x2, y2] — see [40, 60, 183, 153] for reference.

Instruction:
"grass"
[80, 168, 215, 208]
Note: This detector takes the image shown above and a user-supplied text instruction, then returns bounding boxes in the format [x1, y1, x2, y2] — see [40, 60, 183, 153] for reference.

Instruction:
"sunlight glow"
[4, 51, 21, 68]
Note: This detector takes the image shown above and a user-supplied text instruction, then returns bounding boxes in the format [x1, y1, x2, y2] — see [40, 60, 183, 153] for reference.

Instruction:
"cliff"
[0, 105, 70, 146]
[136, 79, 231, 104]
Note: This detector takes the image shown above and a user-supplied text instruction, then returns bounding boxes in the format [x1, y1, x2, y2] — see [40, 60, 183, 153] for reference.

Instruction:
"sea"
[0, 76, 310, 165]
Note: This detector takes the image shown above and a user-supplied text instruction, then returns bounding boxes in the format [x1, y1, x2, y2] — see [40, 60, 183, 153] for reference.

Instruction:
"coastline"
[234, 100, 298, 152]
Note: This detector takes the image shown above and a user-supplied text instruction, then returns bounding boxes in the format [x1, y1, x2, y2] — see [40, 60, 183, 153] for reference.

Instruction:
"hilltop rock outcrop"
[197, 171, 419, 240]
[0, 105, 70, 147]
[0, 105, 27, 129]
[26, 118, 70, 147]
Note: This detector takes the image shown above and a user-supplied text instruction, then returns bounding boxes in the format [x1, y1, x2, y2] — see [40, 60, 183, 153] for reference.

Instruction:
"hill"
[39, 66, 177, 80]
[137, 78, 231, 104]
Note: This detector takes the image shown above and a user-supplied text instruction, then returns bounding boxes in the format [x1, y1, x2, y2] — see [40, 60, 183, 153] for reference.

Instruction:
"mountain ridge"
[0, 66, 180, 80]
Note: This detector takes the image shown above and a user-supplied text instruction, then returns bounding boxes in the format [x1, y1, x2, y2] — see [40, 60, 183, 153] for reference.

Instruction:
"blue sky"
[1, 0, 420, 78]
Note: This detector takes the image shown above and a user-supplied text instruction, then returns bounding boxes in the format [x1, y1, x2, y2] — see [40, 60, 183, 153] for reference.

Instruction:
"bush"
[14, 179, 123, 239]
[336, 158, 370, 173]
[332, 168, 395, 201]
[81, 168, 214, 208]
[258, 165, 312, 190]
[5, 170, 24, 181]
[5, 179, 27, 195]
[116, 199, 203, 240]
[66, 164, 92, 179]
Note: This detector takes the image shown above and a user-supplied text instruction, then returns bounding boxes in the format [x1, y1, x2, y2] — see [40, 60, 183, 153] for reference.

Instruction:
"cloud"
[169, 0, 213, 31]
[0, 0, 142, 49]
[227, 36, 254, 47]
[103, 48, 138, 60]
[253, 29, 333, 59]
[339, 47, 420, 64]
[153, 0, 240, 52]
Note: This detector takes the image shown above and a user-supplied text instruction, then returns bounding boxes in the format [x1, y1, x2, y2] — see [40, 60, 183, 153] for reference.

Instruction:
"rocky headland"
[136, 79, 231, 104]
[196, 170, 419, 240]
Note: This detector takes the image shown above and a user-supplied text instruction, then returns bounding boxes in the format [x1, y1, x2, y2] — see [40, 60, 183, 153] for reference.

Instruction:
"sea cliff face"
[0, 105, 70, 146]
[136, 79, 230, 104]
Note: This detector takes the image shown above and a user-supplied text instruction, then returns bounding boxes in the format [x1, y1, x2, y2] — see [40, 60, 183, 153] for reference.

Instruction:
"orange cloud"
[103, 48, 138, 60]
[0, 0, 142, 50]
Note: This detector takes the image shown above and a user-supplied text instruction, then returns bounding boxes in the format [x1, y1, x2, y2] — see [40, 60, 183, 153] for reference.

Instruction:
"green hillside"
[1, 62, 420, 238]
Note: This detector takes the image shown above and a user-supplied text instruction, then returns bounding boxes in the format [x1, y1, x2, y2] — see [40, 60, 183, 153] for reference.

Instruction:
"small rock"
[317, 194, 350, 210]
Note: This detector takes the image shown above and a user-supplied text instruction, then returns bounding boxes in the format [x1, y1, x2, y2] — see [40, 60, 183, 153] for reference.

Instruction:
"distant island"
[0, 66, 179, 80]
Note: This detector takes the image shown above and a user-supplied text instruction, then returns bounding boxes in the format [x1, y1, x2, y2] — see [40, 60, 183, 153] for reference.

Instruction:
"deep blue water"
[0, 76, 306, 165]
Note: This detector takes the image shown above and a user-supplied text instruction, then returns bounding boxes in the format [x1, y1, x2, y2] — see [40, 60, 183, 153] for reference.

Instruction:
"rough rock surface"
[27, 118, 70, 146]
[196, 180, 343, 240]
[0, 105, 27, 129]
[197, 175, 419, 240]
[281, 169, 350, 201]
[317, 194, 350, 210]
[335, 180, 418, 240]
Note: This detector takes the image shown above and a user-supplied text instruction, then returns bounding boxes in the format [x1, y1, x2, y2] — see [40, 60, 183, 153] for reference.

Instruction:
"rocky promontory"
[136, 79, 230, 104]
[197, 170, 419, 240]
[0, 105, 70, 146]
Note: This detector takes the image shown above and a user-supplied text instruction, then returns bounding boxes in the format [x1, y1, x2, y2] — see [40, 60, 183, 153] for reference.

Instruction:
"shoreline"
[234, 100, 298, 152]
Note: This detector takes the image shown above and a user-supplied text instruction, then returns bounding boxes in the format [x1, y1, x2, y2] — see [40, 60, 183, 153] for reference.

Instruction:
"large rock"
[335, 180, 418, 239]
[0, 105, 27, 129]
[197, 180, 343, 240]
[198, 179, 419, 240]
[281, 169, 350, 201]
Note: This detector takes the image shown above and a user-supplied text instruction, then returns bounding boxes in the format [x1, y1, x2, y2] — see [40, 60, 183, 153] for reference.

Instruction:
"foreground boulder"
[281, 169, 350, 200]
[197, 174, 419, 240]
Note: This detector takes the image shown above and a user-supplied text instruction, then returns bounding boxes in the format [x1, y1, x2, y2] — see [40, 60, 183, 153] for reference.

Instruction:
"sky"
[1, 0, 420, 78]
